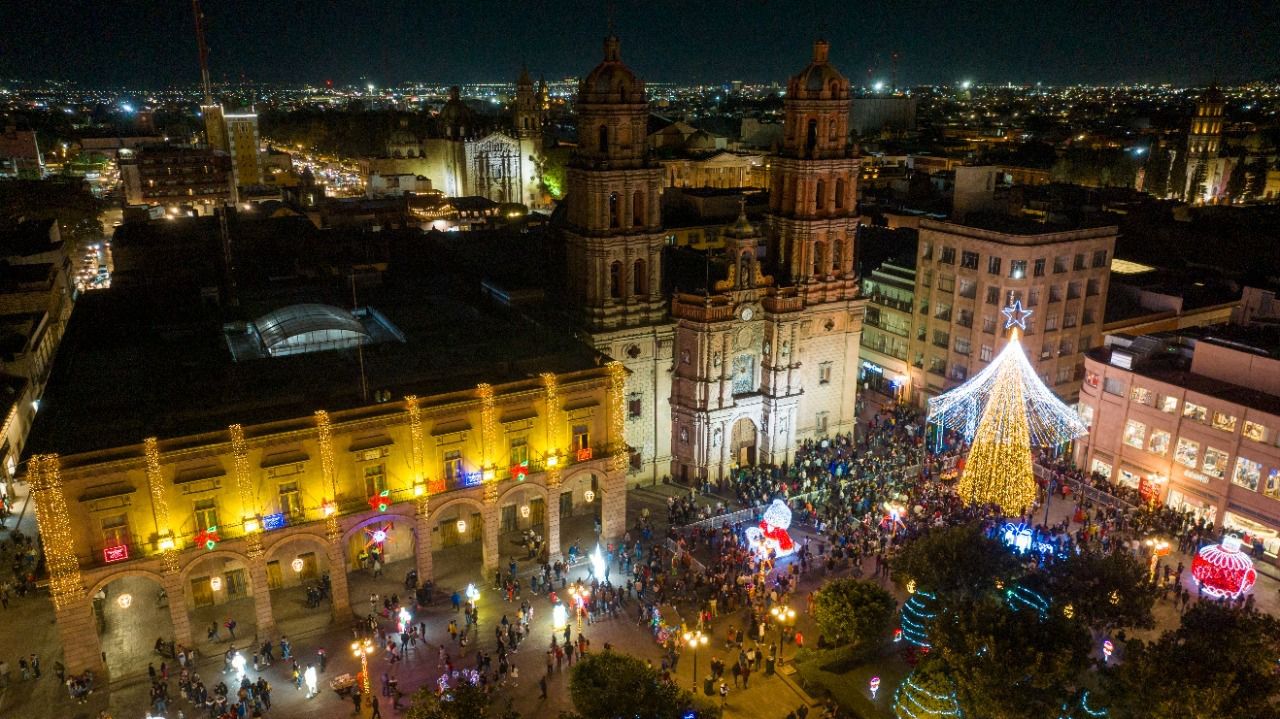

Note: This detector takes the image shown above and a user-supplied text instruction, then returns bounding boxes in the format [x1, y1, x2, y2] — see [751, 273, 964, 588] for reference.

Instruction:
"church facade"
[558, 38, 865, 486]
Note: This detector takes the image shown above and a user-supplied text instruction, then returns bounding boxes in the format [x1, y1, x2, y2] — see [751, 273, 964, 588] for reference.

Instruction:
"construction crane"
[192, 0, 214, 106]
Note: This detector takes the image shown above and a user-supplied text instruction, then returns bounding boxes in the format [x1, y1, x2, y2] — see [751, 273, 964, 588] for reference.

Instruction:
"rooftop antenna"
[891, 51, 900, 92]
[192, 0, 213, 106]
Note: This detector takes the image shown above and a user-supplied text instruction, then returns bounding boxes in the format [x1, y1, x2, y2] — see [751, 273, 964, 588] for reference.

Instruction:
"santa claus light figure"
[746, 499, 796, 558]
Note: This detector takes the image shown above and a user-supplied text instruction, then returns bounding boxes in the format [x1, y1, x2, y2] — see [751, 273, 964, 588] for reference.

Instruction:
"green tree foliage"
[568, 652, 709, 719]
[1101, 603, 1280, 719]
[811, 578, 896, 656]
[893, 524, 1023, 598]
[931, 594, 1092, 719]
[1225, 156, 1249, 200]
[1041, 550, 1156, 634]
[892, 661, 963, 719]
[404, 681, 518, 719]
[538, 147, 570, 200]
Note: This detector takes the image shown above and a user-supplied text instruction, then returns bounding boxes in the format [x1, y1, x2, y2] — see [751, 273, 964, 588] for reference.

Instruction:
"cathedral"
[556, 36, 866, 485]
[368, 71, 548, 208]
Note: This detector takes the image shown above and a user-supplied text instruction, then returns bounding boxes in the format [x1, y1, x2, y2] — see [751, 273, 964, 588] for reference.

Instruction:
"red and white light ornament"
[1191, 534, 1257, 599]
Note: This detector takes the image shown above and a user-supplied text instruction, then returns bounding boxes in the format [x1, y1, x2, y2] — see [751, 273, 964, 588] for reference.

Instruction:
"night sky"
[3, 0, 1278, 87]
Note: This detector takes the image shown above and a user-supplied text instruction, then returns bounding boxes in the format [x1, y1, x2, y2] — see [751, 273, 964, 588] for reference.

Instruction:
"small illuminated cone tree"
[892, 663, 964, 719]
[928, 301, 1088, 516]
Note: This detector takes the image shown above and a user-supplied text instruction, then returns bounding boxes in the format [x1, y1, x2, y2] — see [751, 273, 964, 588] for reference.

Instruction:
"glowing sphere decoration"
[291, 557, 305, 573]
[116, 593, 133, 609]
[371, 529, 388, 544]
[1191, 534, 1257, 599]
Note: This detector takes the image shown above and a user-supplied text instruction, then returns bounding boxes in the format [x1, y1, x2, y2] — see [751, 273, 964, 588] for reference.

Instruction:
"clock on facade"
[740, 306, 754, 321]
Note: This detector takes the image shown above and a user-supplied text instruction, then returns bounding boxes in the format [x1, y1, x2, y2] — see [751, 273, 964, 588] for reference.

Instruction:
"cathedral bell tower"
[562, 35, 666, 330]
[514, 66, 541, 139]
[767, 40, 860, 303]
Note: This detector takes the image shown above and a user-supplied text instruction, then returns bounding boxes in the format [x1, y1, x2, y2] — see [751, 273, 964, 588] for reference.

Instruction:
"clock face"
[740, 307, 754, 321]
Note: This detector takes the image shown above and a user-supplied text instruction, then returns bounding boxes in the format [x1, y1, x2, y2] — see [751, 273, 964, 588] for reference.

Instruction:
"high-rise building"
[910, 217, 1117, 403]
[119, 144, 234, 212]
[223, 111, 263, 188]
[1184, 86, 1225, 202]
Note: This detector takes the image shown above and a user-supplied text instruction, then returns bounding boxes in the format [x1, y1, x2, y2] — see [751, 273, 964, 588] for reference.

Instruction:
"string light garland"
[29, 455, 84, 610]
[607, 361, 627, 472]
[899, 590, 938, 648]
[1005, 584, 1050, 620]
[477, 383, 498, 504]
[405, 395, 428, 517]
[1058, 691, 1110, 719]
[953, 346, 1039, 515]
[315, 410, 340, 542]
[229, 424, 262, 558]
[144, 437, 179, 574]
[892, 668, 964, 719]
[541, 372, 562, 490]
[926, 319, 1088, 448]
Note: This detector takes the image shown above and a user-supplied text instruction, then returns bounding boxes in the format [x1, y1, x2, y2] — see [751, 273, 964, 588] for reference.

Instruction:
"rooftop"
[1089, 343, 1280, 418]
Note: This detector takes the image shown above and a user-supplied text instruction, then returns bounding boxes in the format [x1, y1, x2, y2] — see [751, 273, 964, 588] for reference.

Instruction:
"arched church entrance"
[90, 571, 175, 680]
[731, 417, 758, 466]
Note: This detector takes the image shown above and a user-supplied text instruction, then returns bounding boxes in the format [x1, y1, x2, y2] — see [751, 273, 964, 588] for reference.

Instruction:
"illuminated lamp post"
[682, 629, 708, 690]
[770, 605, 796, 663]
[351, 638, 374, 701]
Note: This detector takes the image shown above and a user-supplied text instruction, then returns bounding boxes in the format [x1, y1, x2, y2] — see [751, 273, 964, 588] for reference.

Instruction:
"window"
[1131, 386, 1153, 406]
[1059, 338, 1074, 356]
[101, 513, 131, 548]
[1056, 366, 1073, 384]
[194, 499, 219, 531]
[1174, 437, 1200, 468]
[1103, 377, 1125, 396]
[835, 178, 845, 208]
[1054, 256, 1069, 274]
[1148, 430, 1171, 456]
[628, 396, 642, 419]
[1033, 258, 1046, 277]
[1087, 278, 1101, 296]
[278, 481, 302, 518]
[1074, 254, 1086, 270]
[816, 412, 830, 435]
[982, 315, 996, 334]
[932, 329, 950, 348]
[1041, 343, 1054, 361]
[961, 251, 978, 269]
[985, 286, 1000, 305]
[1182, 402, 1207, 423]
[949, 364, 968, 381]
[1158, 395, 1178, 414]
[1233, 457, 1263, 491]
[1243, 421, 1268, 443]
[815, 179, 826, 210]
[1009, 260, 1027, 279]
[1067, 281, 1082, 300]
[633, 259, 647, 295]
[980, 344, 993, 362]
[954, 337, 971, 356]
[921, 242, 932, 260]
[609, 261, 622, 299]
[1266, 469, 1280, 500]
[1122, 420, 1147, 448]
[609, 191, 620, 228]
[572, 424, 590, 451]
[1028, 288, 1041, 307]
[1092, 249, 1108, 268]
[443, 450, 462, 481]
[1079, 403, 1094, 428]
[1090, 459, 1112, 479]
[819, 361, 833, 384]
[509, 437, 529, 467]
[987, 256, 1002, 275]
[1211, 411, 1238, 433]
[1202, 446, 1230, 478]
[1062, 312, 1077, 329]
[934, 302, 951, 321]
[363, 464, 387, 496]
[958, 278, 977, 299]
[939, 247, 956, 264]
[1049, 285, 1063, 303]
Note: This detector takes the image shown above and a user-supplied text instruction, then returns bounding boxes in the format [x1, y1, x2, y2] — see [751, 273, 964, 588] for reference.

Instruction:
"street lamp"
[770, 605, 796, 663]
[682, 629, 708, 690]
[351, 638, 374, 699]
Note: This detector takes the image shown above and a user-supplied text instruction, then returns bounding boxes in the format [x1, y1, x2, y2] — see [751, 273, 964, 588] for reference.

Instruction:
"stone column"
[56, 597, 103, 674]
[414, 510, 434, 584]
[247, 555, 275, 639]
[163, 571, 193, 649]
[325, 541, 351, 621]
[600, 468, 627, 543]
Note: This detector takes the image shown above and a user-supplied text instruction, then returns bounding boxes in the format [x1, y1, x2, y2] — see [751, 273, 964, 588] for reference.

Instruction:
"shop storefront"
[1222, 506, 1280, 559]
[859, 360, 909, 402]
[1167, 487, 1219, 526]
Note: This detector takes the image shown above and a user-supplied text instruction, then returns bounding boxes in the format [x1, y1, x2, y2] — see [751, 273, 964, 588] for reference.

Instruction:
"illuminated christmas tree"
[899, 590, 938, 649]
[893, 663, 964, 719]
[928, 301, 1088, 515]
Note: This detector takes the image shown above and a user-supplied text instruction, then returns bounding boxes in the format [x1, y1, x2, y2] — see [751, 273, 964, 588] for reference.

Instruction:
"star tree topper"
[1002, 300, 1032, 330]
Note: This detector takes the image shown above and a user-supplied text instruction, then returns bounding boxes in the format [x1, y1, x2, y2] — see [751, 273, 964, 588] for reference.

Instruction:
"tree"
[568, 652, 710, 719]
[1041, 550, 1156, 634]
[930, 594, 1092, 719]
[892, 661, 963, 719]
[538, 147, 570, 200]
[1225, 156, 1249, 200]
[811, 578, 896, 657]
[404, 681, 518, 719]
[1245, 156, 1271, 199]
[1101, 603, 1280, 719]
[893, 524, 1023, 599]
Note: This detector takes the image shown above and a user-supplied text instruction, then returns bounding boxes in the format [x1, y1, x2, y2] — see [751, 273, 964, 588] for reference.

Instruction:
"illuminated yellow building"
[29, 365, 627, 674]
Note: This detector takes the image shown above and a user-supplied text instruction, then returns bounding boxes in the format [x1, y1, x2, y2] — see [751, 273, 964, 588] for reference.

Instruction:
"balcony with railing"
[868, 293, 914, 313]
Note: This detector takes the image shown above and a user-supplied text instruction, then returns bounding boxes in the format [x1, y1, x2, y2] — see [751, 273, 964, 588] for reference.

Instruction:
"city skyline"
[2, 0, 1279, 88]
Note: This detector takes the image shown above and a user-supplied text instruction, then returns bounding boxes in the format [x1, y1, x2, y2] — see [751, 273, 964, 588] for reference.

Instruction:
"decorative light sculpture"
[870, 676, 881, 699]
[892, 667, 964, 719]
[744, 499, 796, 558]
[117, 593, 133, 609]
[210, 576, 223, 591]
[1005, 585, 1049, 620]
[465, 583, 480, 602]
[929, 306, 1087, 515]
[552, 602, 568, 630]
[1191, 534, 1257, 599]
[899, 590, 938, 649]
[590, 544, 607, 579]
[291, 557, 305, 573]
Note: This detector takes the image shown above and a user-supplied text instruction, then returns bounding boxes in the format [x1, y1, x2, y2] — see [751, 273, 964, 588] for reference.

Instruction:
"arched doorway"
[182, 551, 257, 654]
[431, 498, 485, 588]
[91, 572, 175, 679]
[264, 533, 333, 637]
[498, 484, 547, 562]
[343, 513, 417, 614]
[559, 471, 602, 562]
[731, 417, 758, 466]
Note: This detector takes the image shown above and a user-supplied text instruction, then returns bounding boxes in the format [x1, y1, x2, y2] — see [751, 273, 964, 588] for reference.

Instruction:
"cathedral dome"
[439, 86, 474, 138]
[579, 36, 646, 105]
[788, 40, 849, 101]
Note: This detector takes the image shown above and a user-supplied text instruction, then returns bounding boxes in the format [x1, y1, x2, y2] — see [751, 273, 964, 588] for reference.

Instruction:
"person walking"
[370, 694, 382, 719]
